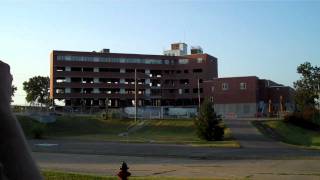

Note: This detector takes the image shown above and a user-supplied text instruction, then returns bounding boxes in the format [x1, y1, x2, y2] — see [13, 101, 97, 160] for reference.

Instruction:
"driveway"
[224, 119, 293, 149]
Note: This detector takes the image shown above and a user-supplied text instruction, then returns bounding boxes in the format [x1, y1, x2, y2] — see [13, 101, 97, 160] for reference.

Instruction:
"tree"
[23, 76, 50, 106]
[194, 99, 224, 141]
[11, 85, 17, 102]
[294, 62, 320, 110]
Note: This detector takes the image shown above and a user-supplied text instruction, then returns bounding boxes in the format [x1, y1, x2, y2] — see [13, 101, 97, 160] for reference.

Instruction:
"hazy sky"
[0, 0, 319, 105]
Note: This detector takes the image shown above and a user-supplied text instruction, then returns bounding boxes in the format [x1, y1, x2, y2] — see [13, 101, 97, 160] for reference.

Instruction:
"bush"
[284, 107, 320, 130]
[194, 99, 224, 141]
[31, 123, 46, 139]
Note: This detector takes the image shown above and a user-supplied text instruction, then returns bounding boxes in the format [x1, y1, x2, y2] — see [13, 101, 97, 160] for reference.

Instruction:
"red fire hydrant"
[117, 161, 131, 180]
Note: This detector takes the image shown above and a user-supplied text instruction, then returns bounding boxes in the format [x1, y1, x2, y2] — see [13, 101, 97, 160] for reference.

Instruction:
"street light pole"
[135, 68, 137, 123]
[198, 78, 201, 110]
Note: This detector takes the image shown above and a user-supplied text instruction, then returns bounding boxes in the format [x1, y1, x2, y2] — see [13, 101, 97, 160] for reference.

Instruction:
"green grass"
[43, 170, 224, 180]
[255, 120, 320, 147]
[17, 115, 239, 147]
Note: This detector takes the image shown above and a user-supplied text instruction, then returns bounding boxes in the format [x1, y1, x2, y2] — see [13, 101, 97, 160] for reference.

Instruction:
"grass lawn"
[42, 170, 223, 180]
[253, 120, 320, 148]
[17, 115, 239, 148]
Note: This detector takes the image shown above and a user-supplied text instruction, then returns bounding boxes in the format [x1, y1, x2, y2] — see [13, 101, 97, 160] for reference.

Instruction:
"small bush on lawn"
[194, 99, 224, 141]
[31, 123, 46, 139]
[284, 107, 320, 130]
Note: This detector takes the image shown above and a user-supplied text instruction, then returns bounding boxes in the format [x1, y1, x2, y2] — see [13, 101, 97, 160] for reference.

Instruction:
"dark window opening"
[71, 88, 82, 93]
[126, 69, 135, 73]
[71, 77, 82, 83]
[83, 88, 93, 94]
[83, 67, 93, 72]
[179, 79, 189, 85]
[193, 69, 203, 73]
[99, 68, 120, 72]
[125, 79, 135, 85]
[71, 67, 82, 71]
[193, 88, 203, 93]
[82, 78, 94, 83]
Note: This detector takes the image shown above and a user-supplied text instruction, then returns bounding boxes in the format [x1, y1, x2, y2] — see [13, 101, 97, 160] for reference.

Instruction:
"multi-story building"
[50, 43, 294, 117]
[50, 43, 218, 109]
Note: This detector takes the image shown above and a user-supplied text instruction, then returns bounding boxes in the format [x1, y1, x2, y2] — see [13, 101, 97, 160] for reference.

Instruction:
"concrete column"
[94, 78, 99, 83]
[145, 79, 150, 85]
[65, 88, 71, 93]
[93, 88, 100, 94]
[146, 89, 151, 95]
[65, 77, 71, 83]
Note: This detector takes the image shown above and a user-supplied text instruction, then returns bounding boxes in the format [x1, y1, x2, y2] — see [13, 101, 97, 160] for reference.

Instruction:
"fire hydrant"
[117, 161, 131, 180]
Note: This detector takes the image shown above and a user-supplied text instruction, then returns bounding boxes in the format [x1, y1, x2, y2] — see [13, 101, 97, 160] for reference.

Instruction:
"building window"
[211, 86, 215, 92]
[193, 88, 203, 93]
[210, 96, 214, 102]
[179, 79, 189, 85]
[184, 89, 189, 93]
[193, 69, 202, 73]
[240, 82, 247, 90]
[197, 58, 203, 63]
[178, 59, 189, 64]
[184, 70, 189, 73]
[222, 83, 229, 91]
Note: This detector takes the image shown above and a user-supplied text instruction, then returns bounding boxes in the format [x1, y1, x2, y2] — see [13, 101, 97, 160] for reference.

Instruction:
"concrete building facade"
[50, 43, 294, 117]
[50, 43, 217, 109]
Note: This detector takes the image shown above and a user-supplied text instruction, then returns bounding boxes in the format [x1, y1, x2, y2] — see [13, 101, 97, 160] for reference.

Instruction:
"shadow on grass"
[252, 120, 320, 147]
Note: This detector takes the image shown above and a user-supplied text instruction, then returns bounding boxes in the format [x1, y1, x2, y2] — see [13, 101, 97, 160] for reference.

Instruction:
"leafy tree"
[11, 85, 17, 102]
[294, 62, 320, 110]
[23, 76, 50, 106]
[194, 99, 224, 141]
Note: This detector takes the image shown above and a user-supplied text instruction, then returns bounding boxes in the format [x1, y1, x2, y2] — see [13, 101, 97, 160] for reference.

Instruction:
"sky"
[0, 0, 319, 105]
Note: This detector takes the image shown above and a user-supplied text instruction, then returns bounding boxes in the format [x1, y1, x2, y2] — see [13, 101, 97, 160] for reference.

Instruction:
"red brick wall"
[204, 76, 259, 104]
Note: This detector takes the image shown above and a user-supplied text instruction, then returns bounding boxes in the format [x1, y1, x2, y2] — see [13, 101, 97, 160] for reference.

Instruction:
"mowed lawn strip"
[255, 120, 320, 148]
[17, 115, 239, 147]
[42, 170, 226, 180]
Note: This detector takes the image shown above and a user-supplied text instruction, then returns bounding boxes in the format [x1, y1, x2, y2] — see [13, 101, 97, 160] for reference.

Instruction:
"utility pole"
[105, 98, 108, 120]
[135, 68, 137, 123]
[198, 78, 201, 110]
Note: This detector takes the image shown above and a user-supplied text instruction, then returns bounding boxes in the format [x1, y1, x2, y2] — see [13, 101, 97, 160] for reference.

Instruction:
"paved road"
[30, 119, 320, 160]
[35, 152, 320, 179]
[31, 119, 320, 179]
